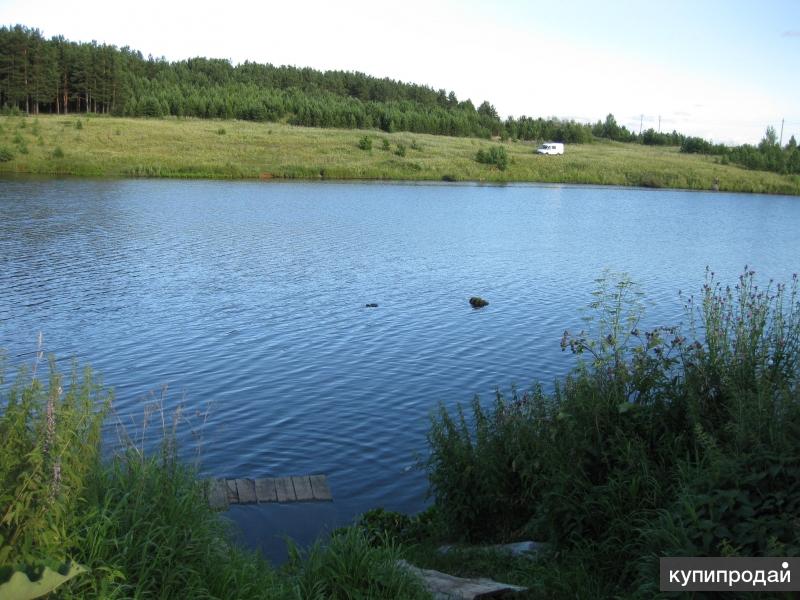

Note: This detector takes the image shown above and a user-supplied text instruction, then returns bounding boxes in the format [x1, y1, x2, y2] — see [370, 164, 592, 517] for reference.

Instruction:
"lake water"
[1, 178, 798, 561]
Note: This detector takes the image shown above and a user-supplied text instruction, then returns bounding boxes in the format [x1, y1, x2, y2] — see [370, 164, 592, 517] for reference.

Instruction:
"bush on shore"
[424, 269, 800, 596]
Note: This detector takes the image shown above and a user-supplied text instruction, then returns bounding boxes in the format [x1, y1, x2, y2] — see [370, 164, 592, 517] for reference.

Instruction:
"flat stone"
[398, 560, 527, 599]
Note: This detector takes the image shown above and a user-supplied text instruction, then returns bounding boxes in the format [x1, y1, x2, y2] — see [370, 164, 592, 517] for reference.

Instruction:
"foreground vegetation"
[1, 115, 799, 195]
[3, 269, 798, 598]
[0, 360, 429, 599]
[384, 268, 798, 598]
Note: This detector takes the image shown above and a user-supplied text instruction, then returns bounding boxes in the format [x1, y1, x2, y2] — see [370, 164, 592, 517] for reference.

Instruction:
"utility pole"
[658, 115, 661, 133]
[639, 114, 643, 135]
[779, 118, 784, 146]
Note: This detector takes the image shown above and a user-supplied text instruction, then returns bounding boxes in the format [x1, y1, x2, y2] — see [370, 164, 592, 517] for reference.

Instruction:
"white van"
[536, 142, 564, 155]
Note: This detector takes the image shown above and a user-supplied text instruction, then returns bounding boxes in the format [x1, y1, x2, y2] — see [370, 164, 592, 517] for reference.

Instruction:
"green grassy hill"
[2, 115, 798, 195]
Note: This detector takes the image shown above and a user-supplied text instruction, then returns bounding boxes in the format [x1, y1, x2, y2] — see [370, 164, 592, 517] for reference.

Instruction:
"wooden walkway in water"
[206, 474, 332, 510]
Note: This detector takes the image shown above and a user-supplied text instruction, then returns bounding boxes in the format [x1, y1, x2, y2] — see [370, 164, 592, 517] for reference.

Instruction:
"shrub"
[395, 143, 406, 157]
[426, 269, 800, 593]
[0, 147, 13, 162]
[75, 120, 83, 130]
[382, 139, 390, 151]
[358, 135, 372, 151]
[216, 127, 226, 135]
[52, 146, 65, 159]
[0, 358, 110, 569]
[475, 146, 508, 170]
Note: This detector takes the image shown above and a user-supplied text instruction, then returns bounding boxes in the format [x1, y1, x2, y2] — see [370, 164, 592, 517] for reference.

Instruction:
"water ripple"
[2, 178, 799, 560]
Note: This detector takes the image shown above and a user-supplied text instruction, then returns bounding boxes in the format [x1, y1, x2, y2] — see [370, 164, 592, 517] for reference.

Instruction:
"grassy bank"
[1, 114, 799, 195]
[0, 362, 429, 599]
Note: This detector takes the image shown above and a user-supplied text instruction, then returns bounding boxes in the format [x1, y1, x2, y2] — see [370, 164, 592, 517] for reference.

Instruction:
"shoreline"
[1, 115, 798, 196]
[4, 171, 800, 199]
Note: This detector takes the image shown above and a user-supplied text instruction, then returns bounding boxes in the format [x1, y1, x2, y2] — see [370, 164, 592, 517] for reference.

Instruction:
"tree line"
[2, 24, 797, 177]
[1, 25, 640, 144]
[681, 126, 800, 175]
[0, 25, 572, 141]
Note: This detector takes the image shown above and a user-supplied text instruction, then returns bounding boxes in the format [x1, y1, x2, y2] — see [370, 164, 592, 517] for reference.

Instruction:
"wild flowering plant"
[560, 272, 686, 407]
[0, 339, 110, 567]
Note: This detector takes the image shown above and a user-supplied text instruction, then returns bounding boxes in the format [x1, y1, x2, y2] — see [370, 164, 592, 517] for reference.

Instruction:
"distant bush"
[0, 105, 22, 116]
[358, 135, 372, 151]
[75, 119, 83, 130]
[395, 143, 406, 157]
[475, 145, 508, 170]
[52, 146, 65, 159]
[0, 147, 13, 162]
[216, 127, 226, 135]
[680, 136, 726, 155]
[411, 139, 421, 150]
[382, 139, 390, 151]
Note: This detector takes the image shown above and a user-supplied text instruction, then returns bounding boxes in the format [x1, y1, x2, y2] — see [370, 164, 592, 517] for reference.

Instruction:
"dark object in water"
[365, 303, 379, 308]
[469, 296, 488, 308]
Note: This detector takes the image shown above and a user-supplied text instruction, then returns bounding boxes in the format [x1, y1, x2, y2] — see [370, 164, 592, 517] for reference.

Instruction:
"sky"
[1, 0, 798, 145]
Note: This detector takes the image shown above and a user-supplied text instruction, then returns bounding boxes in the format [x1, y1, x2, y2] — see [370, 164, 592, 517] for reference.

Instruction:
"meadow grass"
[0, 114, 798, 195]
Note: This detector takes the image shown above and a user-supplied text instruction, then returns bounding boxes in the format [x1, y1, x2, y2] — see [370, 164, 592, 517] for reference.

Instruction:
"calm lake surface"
[2, 178, 798, 560]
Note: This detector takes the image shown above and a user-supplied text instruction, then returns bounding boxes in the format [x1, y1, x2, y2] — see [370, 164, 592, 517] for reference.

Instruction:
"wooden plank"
[309, 474, 332, 501]
[274, 477, 296, 502]
[207, 479, 229, 510]
[235, 479, 257, 504]
[254, 478, 277, 503]
[226, 479, 239, 504]
[292, 476, 314, 501]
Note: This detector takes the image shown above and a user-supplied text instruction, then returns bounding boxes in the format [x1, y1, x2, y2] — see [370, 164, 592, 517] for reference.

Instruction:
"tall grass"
[0, 352, 430, 599]
[425, 269, 800, 596]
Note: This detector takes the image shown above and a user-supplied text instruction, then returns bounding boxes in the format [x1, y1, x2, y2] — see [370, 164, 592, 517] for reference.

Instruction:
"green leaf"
[0, 562, 87, 600]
